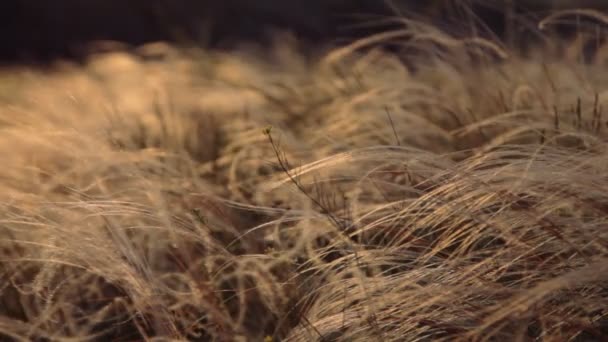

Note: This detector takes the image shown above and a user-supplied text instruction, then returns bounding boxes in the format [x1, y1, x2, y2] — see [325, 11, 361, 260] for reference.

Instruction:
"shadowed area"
[4, 0, 607, 64]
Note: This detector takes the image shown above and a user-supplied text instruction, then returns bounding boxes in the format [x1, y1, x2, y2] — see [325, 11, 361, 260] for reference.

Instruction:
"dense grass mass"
[1, 9, 608, 342]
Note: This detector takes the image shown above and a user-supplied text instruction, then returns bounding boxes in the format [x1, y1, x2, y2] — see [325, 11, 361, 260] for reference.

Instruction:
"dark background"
[1, 1, 606, 65]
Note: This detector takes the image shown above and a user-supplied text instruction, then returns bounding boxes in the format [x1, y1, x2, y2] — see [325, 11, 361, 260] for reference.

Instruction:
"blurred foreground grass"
[1, 13, 608, 342]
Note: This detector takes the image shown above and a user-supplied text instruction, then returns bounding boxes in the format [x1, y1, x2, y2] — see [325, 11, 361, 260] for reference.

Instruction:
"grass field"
[1, 10, 608, 342]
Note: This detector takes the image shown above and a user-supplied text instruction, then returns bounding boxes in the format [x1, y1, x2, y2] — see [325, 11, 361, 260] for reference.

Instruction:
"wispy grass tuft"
[1, 8, 608, 341]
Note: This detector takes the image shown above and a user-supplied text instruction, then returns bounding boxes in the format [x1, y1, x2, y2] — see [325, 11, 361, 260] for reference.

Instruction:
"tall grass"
[1, 9, 608, 342]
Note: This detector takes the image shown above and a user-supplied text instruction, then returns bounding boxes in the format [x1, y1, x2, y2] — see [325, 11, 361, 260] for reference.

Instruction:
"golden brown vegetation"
[1, 11, 608, 342]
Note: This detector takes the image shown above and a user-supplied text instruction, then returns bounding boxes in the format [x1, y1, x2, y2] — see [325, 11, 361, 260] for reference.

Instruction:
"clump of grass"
[1, 7, 608, 342]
